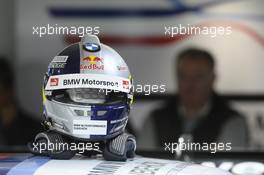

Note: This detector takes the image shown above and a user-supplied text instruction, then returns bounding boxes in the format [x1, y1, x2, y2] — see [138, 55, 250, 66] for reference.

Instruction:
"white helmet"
[42, 35, 133, 140]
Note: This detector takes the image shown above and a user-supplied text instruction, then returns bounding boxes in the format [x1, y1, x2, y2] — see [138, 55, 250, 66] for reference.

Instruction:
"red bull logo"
[81, 55, 104, 70]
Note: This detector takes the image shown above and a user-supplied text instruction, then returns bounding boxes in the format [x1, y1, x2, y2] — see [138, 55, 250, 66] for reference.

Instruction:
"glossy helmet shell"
[42, 35, 133, 141]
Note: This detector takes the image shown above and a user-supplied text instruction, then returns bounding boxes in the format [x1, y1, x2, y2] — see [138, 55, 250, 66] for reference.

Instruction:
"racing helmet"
[42, 35, 133, 141]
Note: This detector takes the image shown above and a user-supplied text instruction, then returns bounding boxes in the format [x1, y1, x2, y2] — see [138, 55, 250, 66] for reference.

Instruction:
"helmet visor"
[67, 88, 106, 104]
[51, 88, 127, 105]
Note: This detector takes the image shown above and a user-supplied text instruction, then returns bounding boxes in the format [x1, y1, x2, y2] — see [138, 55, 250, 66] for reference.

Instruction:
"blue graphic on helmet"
[89, 103, 129, 140]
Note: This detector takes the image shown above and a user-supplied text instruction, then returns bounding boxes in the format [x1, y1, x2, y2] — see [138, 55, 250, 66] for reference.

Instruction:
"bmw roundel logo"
[83, 43, 101, 52]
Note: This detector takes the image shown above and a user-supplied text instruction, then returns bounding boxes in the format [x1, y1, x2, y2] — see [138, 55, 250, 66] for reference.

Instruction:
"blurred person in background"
[139, 48, 248, 150]
[0, 57, 41, 146]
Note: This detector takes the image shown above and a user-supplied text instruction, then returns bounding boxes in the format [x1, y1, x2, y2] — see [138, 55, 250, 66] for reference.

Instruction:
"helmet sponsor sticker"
[52, 56, 68, 62]
[44, 90, 52, 96]
[122, 80, 129, 89]
[45, 74, 131, 93]
[73, 120, 107, 135]
[50, 78, 59, 86]
[49, 56, 68, 68]
[49, 62, 66, 69]
[80, 55, 104, 70]
[117, 65, 127, 71]
[83, 43, 101, 52]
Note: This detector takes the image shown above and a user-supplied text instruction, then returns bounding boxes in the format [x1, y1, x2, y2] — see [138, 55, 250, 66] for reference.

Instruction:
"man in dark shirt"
[139, 48, 248, 150]
[0, 57, 41, 146]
